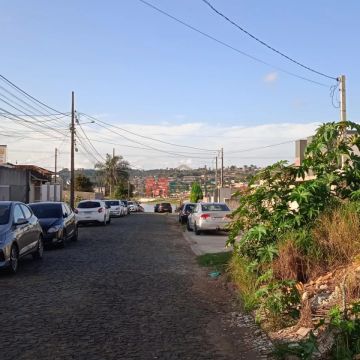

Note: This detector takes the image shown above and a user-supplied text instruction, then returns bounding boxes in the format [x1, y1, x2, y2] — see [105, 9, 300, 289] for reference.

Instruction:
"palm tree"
[95, 154, 129, 195]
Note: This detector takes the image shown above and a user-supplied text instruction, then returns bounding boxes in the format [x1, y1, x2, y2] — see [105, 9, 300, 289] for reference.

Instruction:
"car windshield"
[122, 201, 128, 206]
[128, 201, 134, 205]
[30, 203, 62, 218]
[160, 203, 171, 206]
[0, 204, 11, 225]
[78, 201, 101, 209]
[185, 204, 196, 211]
[106, 201, 119, 206]
[201, 204, 230, 212]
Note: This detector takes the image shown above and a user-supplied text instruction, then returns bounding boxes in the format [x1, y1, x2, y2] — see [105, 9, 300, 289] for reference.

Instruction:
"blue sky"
[1, 0, 359, 169]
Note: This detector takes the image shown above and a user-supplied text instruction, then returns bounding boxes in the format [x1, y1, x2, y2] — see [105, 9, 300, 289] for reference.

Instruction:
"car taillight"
[98, 208, 103, 213]
[74, 209, 78, 214]
[200, 214, 210, 219]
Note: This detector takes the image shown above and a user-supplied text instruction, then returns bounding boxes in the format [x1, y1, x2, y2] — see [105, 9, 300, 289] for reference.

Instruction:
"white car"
[127, 201, 138, 212]
[75, 200, 111, 225]
[105, 200, 124, 217]
[187, 202, 231, 235]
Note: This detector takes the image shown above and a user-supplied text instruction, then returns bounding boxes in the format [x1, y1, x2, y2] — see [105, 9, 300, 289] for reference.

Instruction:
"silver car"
[0, 201, 44, 273]
[187, 202, 231, 235]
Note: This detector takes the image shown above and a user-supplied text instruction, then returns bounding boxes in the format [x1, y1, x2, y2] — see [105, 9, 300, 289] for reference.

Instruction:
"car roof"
[28, 202, 63, 205]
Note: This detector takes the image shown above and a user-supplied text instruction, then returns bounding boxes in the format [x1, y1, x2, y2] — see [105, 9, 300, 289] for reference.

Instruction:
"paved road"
[0, 213, 262, 360]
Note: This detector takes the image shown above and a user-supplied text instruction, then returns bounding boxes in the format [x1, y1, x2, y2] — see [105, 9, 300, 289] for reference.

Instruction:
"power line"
[0, 74, 67, 115]
[200, 0, 337, 81]
[81, 113, 217, 152]
[138, 0, 332, 87]
[226, 140, 296, 154]
[86, 119, 215, 159]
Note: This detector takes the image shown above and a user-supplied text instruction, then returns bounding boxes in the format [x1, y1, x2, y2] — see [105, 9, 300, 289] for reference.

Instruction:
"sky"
[0, 0, 359, 170]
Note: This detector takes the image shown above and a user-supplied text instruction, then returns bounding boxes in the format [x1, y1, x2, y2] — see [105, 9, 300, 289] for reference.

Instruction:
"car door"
[20, 204, 39, 252]
[13, 204, 31, 256]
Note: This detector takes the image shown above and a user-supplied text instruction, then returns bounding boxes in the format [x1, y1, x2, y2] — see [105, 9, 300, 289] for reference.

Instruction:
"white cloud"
[1, 119, 320, 170]
[264, 72, 278, 84]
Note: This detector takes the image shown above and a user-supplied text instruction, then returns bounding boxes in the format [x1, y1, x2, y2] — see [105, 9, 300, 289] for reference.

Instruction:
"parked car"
[187, 202, 231, 235]
[178, 203, 196, 224]
[127, 201, 138, 212]
[105, 200, 124, 217]
[29, 202, 78, 247]
[75, 200, 111, 226]
[0, 201, 43, 273]
[121, 200, 130, 215]
[156, 203, 172, 213]
[154, 204, 160, 213]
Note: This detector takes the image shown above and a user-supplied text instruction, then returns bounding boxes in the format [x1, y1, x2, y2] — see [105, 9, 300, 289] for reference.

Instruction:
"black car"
[29, 202, 78, 247]
[178, 203, 196, 224]
[156, 203, 172, 213]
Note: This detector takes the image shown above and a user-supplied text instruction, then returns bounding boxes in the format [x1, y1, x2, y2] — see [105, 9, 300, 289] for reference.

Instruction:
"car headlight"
[47, 225, 62, 233]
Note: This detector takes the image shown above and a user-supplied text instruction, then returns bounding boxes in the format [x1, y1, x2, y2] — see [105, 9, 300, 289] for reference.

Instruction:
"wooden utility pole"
[215, 156, 218, 202]
[70, 91, 75, 209]
[128, 180, 130, 198]
[220, 148, 224, 187]
[204, 165, 208, 198]
[54, 148, 58, 183]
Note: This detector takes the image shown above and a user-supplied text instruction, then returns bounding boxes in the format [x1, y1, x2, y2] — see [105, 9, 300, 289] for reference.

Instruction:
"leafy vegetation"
[95, 154, 129, 196]
[196, 251, 232, 272]
[190, 182, 203, 203]
[227, 121, 360, 351]
[75, 173, 94, 192]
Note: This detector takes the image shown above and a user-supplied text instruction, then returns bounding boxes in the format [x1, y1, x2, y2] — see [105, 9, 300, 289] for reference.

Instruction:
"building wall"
[0, 167, 28, 202]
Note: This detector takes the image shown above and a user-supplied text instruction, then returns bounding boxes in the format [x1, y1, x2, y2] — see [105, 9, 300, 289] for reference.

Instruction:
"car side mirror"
[15, 218, 28, 226]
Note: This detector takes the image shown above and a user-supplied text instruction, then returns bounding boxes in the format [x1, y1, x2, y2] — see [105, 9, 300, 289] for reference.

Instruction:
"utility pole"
[113, 147, 115, 158]
[339, 75, 346, 125]
[339, 75, 347, 168]
[215, 156, 218, 201]
[70, 91, 75, 209]
[220, 148, 224, 188]
[128, 180, 130, 199]
[204, 165, 207, 199]
[54, 148, 58, 184]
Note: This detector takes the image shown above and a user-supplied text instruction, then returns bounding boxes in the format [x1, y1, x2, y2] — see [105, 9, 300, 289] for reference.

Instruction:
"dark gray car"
[0, 201, 44, 273]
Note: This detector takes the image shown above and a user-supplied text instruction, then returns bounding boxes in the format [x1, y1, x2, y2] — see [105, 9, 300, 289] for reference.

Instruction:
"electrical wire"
[226, 140, 296, 154]
[138, 0, 332, 87]
[200, 0, 337, 81]
[81, 113, 217, 152]
[0, 74, 67, 115]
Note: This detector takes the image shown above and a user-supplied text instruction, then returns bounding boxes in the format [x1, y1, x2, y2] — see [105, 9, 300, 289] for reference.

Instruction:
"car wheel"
[194, 223, 201, 235]
[187, 220, 193, 232]
[71, 226, 78, 242]
[9, 245, 19, 274]
[33, 236, 44, 260]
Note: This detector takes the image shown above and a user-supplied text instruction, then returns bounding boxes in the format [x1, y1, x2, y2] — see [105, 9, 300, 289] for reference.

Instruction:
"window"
[20, 204, 32, 219]
[13, 205, 25, 223]
[30, 203, 62, 218]
[64, 203, 72, 214]
[201, 204, 230, 212]
[77, 201, 101, 209]
[106, 201, 119, 206]
[0, 204, 10, 225]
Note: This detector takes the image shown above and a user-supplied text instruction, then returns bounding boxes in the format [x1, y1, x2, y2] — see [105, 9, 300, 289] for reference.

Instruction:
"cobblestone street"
[0, 213, 263, 360]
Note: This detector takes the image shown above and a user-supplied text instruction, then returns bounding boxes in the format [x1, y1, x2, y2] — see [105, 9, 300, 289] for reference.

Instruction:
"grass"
[197, 251, 232, 272]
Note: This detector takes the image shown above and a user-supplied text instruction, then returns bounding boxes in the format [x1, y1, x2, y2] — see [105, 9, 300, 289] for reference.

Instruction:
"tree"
[190, 182, 203, 203]
[95, 154, 129, 195]
[75, 174, 93, 192]
[114, 181, 134, 199]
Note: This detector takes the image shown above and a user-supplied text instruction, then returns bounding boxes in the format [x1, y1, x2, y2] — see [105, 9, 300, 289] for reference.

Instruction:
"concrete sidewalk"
[182, 228, 231, 255]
